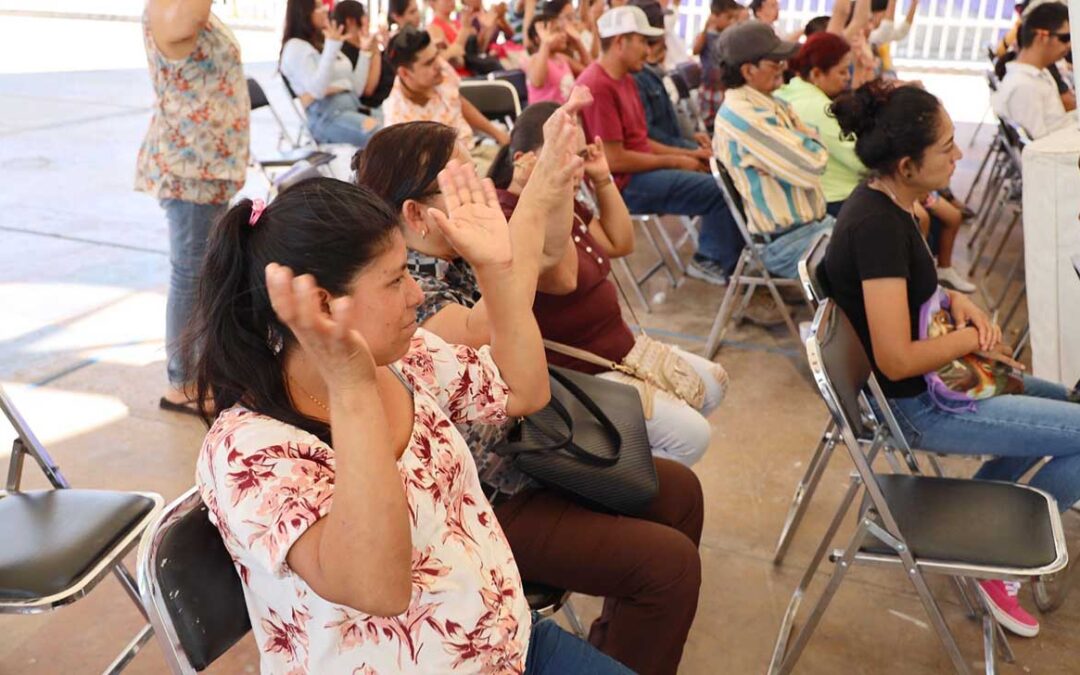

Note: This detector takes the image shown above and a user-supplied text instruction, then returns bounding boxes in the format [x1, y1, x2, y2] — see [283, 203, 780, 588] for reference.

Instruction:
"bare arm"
[537, 241, 580, 295]
[364, 47, 382, 97]
[827, 0, 851, 35]
[147, 0, 212, 60]
[266, 266, 412, 617]
[863, 278, 981, 380]
[588, 180, 634, 257]
[527, 43, 553, 88]
[844, 0, 871, 41]
[692, 28, 709, 56]
[461, 98, 511, 145]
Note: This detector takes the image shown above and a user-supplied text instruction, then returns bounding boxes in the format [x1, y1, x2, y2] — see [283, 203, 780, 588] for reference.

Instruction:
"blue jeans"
[621, 169, 742, 273]
[889, 376, 1080, 512]
[525, 620, 633, 674]
[161, 199, 225, 386]
[759, 217, 834, 279]
[306, 91, 379, 147]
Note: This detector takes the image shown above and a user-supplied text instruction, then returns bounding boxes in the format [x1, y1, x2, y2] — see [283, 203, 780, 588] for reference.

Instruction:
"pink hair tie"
[248, 199, 266, 227]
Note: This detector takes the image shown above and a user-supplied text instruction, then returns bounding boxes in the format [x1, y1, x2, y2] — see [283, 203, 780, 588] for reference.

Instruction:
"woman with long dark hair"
[185, 168, 631, 673]
[354, 105, 708, 675]
[279, 0, 380, 147]
[825, 79, 1080, 640]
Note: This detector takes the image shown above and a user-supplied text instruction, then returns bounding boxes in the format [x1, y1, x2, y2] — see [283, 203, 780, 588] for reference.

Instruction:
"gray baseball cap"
[716, 20, 799, 67]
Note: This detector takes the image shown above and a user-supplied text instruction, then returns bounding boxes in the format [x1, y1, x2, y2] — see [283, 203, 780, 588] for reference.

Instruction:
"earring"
[421, 228, 428, 238]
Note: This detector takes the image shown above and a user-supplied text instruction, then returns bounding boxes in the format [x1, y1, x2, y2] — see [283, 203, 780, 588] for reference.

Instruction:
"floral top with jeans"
[136, 12, 249, 204]
[196, 329, 531, 673]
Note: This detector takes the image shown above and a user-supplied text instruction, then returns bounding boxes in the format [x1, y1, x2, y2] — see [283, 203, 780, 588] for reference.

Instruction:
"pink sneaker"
[978, 580, 1040, 637]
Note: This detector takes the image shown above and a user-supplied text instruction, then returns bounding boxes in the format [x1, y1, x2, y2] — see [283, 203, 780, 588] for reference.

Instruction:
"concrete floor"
[0, 28, 1076, 675]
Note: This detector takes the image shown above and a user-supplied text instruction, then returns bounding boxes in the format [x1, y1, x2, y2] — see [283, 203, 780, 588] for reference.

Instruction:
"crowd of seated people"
[141, 0, 1080, 670]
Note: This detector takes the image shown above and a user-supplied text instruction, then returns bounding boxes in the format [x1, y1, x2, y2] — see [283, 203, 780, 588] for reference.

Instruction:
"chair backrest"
[138, 488, 250, 673]
[675, 61, 702, 90]
[668, 71, 691, 101]
[459, 80, 521, 122]
[710, 156, 760, 249]
[246, 78, 270, 111]
[797, 231, 832, 305]
[805, 299, 873, 441]
[280, 72, 300, 101]
[487, 69, 528, 107]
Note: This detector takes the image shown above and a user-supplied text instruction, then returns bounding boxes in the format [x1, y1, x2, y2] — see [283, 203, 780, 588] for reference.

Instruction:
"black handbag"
[494, 366, 658, 515]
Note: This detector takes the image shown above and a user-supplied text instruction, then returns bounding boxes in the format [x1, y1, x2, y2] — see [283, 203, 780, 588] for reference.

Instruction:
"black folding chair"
[246, 78, 335, 193]
[459, 79, 521, 130]
[487, 68, 528, 107]
[0, 385, 163, 674]
[769, 300, 1068, 675]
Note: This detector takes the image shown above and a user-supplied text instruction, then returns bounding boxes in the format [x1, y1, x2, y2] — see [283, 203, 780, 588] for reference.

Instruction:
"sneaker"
[978, 580, 1040, 637]
[937, 266, 977, 294]
[687, 256, 728, 286]
[742, 288, 785, 327]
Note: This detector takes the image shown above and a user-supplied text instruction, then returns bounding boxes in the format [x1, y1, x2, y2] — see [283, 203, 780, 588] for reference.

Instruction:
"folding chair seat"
[0, 385, 163, 674]
[459, 79, 521, 131]
[702, 157, 808, 359]
[139, 489, 587, 672]
[486, 68, 528, 107]
[768, 299, 1067, 675]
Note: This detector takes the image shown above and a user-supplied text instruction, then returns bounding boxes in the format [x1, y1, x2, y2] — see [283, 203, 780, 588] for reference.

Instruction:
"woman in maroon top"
[489, 101, 728, 467]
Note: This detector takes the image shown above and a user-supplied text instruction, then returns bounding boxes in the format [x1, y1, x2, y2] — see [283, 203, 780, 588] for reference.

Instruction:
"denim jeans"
[525, 620, 634, 674]
[306, 91, 379, 147]
[621, 169, 742, 273]
[161, 199, 225, 386]
[889, 376, 1080, 512]
[598, 346, 726, 467]
[759, 216, 835, 280]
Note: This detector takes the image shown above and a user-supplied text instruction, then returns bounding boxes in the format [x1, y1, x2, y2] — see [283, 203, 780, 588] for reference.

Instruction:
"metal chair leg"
[650, 215, 688, 277]
[1012, 325, 1030, 361]
[773, 419, 838, 565]
[561, 596, 587, 638]
[615, 258, 652, 313]
[636, 216, 680, 287]
[704, 250, 750, 359]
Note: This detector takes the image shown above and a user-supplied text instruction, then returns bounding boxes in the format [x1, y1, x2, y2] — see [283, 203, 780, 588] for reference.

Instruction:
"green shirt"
[775, 77, 864, 203]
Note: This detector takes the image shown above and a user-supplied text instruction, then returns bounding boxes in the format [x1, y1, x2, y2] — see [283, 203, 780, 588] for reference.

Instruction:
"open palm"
[428, 161, 513, 269]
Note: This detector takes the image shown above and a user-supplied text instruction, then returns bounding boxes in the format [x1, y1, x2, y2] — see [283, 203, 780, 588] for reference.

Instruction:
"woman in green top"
[775, 32, 858, 216]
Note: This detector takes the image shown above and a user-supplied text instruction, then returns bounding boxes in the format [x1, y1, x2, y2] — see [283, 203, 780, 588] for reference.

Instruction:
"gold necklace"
[287, 374, 329, 412]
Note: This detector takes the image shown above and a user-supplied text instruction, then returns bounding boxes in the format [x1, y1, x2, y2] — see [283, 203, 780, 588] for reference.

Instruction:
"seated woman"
[354, 106, 706, 675]
[279, 0, 380, 147]
[825, 79, 1080, 640]
[489, 101, 729, 467]
[186, 173, 632, 673]
[524, 13, 584, 104]
[778, 33, 974, 292]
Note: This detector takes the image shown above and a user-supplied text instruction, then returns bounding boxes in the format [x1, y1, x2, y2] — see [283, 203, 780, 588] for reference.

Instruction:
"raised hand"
[324, 19, 347, 43]
[582, 136, 610, 182]
[530, 108, 586, 203]
[559, 84, 594, 118]
[265, 263, 377, 391]
[428, 160, 513, 270]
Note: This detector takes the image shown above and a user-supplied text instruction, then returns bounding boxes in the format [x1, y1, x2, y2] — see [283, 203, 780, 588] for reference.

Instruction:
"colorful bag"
[919, 287, 1024, 412]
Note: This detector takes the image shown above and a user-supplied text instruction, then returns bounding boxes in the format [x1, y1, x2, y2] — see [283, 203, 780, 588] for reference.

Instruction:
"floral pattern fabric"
[382, 60, 475, 151]
[196, 329, 531, 674]
[135, 12, 250, 204]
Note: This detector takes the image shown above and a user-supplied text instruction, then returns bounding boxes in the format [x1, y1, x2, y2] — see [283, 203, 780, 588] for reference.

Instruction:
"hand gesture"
[975, 344, 1026, 372]
[459, 9, 477, 37]
[479, 9, 498, 28]
[559, 84, 594, 117]
[582, 136, 610, 181]
[323, 19, 347, 43]
[265, 263, 377, 391]
[530, 108, 586, 203]
[429, 160, 513, 270]
[536, 21, 556, 48]
[949, 291, 1000, 352]
[694, 131, 712, 149]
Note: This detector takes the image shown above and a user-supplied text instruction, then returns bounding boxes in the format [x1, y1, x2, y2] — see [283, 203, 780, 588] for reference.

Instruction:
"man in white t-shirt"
[992, 1, 1076, 139]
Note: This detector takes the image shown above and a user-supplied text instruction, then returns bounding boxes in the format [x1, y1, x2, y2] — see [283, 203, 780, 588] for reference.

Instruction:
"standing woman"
[279, 0, 381, 147]
[138, 0, 249, 415]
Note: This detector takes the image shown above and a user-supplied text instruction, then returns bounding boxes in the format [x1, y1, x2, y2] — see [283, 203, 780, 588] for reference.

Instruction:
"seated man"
[992, 1, 1076, 139]
[577, 5, 742, 284]
[712, 20, 833, 280]
[632, 0, 710, 151]
[383, 26, 510, 170]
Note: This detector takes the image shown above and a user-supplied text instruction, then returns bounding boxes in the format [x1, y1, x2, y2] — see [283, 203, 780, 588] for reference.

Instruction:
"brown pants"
[494, 458, 704, 675]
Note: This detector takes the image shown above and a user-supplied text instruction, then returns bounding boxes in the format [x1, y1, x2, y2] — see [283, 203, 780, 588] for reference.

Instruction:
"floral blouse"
[196, 329, 531, 674]
[135, 12, 250, 204]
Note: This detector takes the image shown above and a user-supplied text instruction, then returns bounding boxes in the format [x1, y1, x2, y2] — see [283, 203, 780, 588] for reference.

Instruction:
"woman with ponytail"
[824, 79, 1080, 639]
[185, 175, 629, 673]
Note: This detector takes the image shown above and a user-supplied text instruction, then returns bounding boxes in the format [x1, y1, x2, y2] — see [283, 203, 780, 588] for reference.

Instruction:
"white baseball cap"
[596, 5, 666, 39]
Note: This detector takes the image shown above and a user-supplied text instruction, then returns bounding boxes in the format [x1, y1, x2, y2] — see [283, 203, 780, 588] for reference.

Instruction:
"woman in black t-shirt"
[824, 80, 1080, 640]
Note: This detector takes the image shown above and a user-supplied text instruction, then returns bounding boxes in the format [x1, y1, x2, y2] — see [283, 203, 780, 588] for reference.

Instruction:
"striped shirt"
[713, 86, 828, 236]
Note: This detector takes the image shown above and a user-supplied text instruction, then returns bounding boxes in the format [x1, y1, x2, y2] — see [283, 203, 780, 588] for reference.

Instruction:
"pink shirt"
[575, 62, 652, 189]
[525, 53, 574, 104]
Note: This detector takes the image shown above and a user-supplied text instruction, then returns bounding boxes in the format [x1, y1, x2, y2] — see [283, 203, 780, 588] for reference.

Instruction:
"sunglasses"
[1038, 29, 1071, 43]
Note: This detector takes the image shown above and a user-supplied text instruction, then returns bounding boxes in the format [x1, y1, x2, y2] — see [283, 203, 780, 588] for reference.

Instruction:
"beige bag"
[543, 335, 728, 419]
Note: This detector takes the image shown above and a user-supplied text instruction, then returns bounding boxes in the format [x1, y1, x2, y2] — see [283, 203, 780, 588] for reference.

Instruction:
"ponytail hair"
[181, 177, 398, 442]
[486, 101, 561, 189]
[830, 79, 943, 177]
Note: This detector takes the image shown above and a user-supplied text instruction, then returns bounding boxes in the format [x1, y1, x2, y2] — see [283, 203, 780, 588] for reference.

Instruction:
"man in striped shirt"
[712, 20, 835, 279]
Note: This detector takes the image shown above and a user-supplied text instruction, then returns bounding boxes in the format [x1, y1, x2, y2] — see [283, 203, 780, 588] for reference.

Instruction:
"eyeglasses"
[1054, 32, 1071, 43]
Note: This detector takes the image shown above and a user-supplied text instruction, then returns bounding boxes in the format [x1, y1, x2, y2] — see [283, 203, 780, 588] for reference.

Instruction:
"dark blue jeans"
[525, 620, 634, 674]
[621, 169, 742, 273]
[889, 376, 1080, 512]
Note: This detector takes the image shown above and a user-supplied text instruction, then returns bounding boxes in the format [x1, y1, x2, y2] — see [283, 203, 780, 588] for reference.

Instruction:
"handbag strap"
[495, 393, 576, 456]
[543, 339, 632, 375]
[539, 368, 624, 467]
